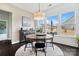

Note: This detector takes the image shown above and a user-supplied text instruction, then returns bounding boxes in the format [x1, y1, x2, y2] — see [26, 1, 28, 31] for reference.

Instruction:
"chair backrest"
[47, 32, 54, 42]
[36, 34, 46, 43]
[50, 32, 54, 37]
[49, 32, 54, 42]
[23, 32, 30, 42]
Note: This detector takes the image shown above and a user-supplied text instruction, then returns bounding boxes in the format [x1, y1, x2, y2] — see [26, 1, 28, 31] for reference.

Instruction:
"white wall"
[75, 8, 79, 35]
[0, 3, 33, 44]
[45, 3, 79, 47]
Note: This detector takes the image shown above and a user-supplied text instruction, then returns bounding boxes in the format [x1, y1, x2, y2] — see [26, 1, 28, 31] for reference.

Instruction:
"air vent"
[48, 4, 52, 6]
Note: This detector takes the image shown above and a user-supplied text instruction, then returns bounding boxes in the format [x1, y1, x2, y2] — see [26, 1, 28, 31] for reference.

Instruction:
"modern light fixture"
[33, 3, 45, 20]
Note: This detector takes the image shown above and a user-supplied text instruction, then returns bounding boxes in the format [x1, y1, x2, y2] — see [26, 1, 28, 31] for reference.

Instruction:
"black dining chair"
[46, 32, 54, 50]
[23, 33, 33, 51]
[35, 34, 46, 56]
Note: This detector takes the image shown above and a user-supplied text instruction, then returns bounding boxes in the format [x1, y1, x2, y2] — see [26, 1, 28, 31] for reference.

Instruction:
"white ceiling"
[10, 3, 60, 13]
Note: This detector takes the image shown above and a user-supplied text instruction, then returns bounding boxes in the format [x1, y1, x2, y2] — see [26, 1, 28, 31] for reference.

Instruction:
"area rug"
[15, 43, 64, 56]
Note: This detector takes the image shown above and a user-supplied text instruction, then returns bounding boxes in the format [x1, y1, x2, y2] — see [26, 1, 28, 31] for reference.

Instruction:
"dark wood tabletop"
[26, 34, 53, 42]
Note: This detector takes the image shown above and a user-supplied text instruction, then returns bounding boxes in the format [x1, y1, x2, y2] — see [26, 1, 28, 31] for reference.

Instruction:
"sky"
[47, 11, 74, 25]
[47, 16, 58, 25]
[61, 11, 74, 23]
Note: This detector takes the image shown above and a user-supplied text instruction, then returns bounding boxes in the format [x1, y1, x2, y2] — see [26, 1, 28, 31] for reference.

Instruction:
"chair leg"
[51, 39, 54, 50]
[43, 48, 46, 56]
[35, 48, 37, 56]
[46, 43, 47, 49]
[51, 42, 54, 50]
[31, 42, 33, 50]
[24, 44, 27, 51]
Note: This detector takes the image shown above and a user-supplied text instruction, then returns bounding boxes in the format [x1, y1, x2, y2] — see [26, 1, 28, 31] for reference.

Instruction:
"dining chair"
[46, 32, 54, 50]
[23, 34, 33, 51]
[35, 34, 46, 56]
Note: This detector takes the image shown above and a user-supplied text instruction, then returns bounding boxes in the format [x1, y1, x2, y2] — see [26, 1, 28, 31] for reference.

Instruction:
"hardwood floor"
[54, 43, 79, 56]
[9, 43, 23, 56]
[0, 42, 79, 56]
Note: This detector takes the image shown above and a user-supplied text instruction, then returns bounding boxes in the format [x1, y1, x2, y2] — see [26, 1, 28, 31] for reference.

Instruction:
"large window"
[47, 16, 58, 34]
[34, 11, 75, 36]
[35, 19, 45, 33]
[61, 11, 75, 35]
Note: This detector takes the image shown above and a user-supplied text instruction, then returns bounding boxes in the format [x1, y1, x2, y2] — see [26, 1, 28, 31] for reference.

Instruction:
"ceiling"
[10, 3, 60, 13]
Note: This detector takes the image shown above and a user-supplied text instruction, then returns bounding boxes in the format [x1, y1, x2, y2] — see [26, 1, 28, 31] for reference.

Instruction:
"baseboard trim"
[12, 41, 19, 44]
[53, 42, 79, 49]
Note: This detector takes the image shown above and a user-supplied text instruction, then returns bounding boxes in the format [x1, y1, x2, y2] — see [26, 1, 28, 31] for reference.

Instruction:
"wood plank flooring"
[0, 43, 79, 56]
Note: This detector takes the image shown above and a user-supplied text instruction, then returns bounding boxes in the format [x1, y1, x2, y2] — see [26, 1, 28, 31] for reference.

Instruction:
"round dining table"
[24, 33, 54, 51]
[26, 34, 53, 42]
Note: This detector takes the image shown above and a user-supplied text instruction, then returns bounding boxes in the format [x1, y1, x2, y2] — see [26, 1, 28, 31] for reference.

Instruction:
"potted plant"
[75, 35, 79, 47]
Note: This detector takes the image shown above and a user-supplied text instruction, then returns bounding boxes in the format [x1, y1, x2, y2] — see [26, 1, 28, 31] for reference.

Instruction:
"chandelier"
[33, 3, 45, 20]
